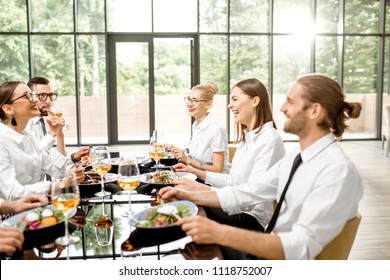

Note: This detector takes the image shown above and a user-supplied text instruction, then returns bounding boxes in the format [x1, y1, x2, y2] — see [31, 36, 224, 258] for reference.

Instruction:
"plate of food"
[159, 152, 178, 166]
[137, 170, 196, 195]
[79, 172, 119, 197]
[130, 200, 197, 229]
[2, 205, 76, 250]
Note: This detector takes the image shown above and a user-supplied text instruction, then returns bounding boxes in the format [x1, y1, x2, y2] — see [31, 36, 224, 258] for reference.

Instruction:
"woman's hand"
[172, 162, 192, 173]
[171, 147, 188, 163]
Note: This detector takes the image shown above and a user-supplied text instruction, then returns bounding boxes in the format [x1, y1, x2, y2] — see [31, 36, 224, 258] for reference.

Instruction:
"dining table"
[8, 155, 223, 260]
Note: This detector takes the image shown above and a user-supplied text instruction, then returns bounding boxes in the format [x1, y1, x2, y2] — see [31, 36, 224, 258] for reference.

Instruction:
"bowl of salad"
[159, 152, 178, 166]
[130, 200, 198, 229]
[2, 205, 77, 250]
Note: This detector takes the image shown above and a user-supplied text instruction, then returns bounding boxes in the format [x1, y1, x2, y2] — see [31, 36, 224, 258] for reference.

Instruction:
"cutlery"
[150, 189, 181, 221]
[17, 220, 28, 231]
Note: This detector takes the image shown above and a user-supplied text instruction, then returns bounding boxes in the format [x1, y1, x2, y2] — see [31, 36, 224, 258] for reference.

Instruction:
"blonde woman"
[172, 81, 230, 175]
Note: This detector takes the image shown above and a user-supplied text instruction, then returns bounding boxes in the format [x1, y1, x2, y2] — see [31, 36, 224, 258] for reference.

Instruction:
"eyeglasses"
[8, 91, 37, 103]
[184, 96, 208, 105]
[36, 93, 58, 101]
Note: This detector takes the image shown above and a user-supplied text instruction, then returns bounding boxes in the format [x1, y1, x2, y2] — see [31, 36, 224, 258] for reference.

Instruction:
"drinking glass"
[149, 131, 165, 171]
[118, 157, 140, 217]
[91, 146, 112, 197]
[49, 102, 70, 131]
[94, 202, 114, 246]
[50, 172, 80, 246]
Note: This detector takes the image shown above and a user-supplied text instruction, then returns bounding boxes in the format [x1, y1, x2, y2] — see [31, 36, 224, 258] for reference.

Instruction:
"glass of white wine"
[149, 132, 165, 171]
[117, 157, 140, 217]
[91, 146, 112, 197]
[51, 172, 80, 246]
[49, 102, 70, 131]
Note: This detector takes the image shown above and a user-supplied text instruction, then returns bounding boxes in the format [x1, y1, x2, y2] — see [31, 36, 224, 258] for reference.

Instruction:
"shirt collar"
[193, 113, 212, 131]
[31, 116, 42, 125]
[244, 121, 274, 142]
[300, 133, 337, 163]
[0, 123, 27, 144]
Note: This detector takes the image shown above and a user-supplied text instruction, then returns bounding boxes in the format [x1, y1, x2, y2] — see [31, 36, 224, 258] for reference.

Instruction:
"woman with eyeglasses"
[0, 81, 82, 201]
[171, 81, 230, 175]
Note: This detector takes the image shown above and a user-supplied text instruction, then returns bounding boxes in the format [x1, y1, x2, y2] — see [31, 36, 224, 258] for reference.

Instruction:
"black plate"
[2, 205, 77, 250]
[128, 201, 198, 247]
[79, 173, 119, 197]
[160, 157, 179, 166]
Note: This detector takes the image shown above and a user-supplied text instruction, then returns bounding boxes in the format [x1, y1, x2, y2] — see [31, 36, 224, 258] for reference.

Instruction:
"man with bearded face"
[159, 74, 364, 260]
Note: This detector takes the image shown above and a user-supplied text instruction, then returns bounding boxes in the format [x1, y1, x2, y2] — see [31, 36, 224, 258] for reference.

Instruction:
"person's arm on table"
[159, 186, 221, 208]
[0, 195, 48, 215]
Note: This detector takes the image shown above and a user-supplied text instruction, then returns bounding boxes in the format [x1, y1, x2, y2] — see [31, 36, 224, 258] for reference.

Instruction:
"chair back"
[385, 105, 390, 135]
[315, 213, 361, 260]
[228, 145, 237, 163]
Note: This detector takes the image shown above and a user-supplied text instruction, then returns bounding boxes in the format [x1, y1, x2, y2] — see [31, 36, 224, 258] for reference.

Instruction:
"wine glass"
[91, 146, 112, 197]
[149, 132, 165, 171]
[50, 172, 80, 246]
[49, 102, 70, 131]
[94, 202, 114, 246]
[117, 157, 140, 217]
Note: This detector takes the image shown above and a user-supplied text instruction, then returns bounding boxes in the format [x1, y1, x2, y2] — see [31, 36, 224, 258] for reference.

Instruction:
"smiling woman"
[0, 81, 71, 201]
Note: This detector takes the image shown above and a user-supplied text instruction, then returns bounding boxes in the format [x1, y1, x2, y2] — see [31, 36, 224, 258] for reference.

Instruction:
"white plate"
[140, 171, 196, 185]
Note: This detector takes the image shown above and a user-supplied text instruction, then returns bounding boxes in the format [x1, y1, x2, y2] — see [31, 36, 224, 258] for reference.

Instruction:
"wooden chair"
[228, 144, 237, 163]
[382, 104, 390, 157]
[315, 213, 362, 260]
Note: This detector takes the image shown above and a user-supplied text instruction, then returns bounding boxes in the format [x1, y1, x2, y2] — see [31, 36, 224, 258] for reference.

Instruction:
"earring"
[11, 115, 17, 126]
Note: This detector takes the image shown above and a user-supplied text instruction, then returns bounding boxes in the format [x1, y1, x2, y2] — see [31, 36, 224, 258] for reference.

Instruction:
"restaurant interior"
[0, 0, 389, 261]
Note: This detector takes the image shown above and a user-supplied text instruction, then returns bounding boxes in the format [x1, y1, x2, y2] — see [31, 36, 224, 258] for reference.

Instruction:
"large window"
[0, 0, 389, 145]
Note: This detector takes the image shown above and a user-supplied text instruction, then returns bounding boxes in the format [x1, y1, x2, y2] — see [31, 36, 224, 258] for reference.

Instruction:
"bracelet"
[199, 162, 204, 171]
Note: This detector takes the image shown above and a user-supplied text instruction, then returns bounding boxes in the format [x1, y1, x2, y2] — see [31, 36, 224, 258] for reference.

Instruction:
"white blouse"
[0, 123, 68, 200]
[205, 121, 285, 227]
[189, 113, 230, 173]
[215, 133, 364, 259]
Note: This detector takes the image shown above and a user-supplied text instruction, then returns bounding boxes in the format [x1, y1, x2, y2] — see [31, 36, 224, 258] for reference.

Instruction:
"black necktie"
[39, 117, 51, 181]
[265, 153, 303, 233]
[39, 117, 47, 135]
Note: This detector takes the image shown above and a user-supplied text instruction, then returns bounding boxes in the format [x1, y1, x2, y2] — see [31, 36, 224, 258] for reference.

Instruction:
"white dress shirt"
[189, 113, 230, 173]
[0, 123, 68, 200]
[215, 133, 364, 259]
[26, 116, 56, 153]
[205, 121, 285, 227]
